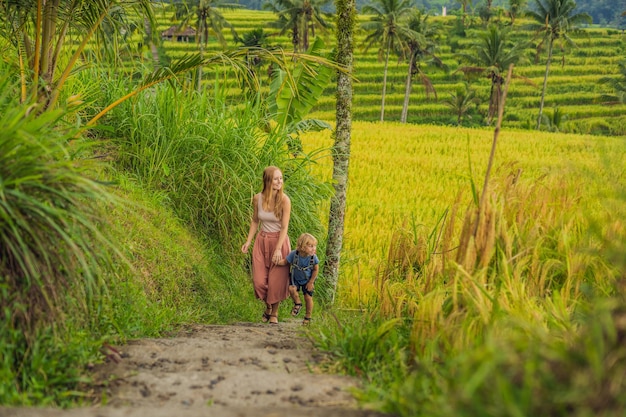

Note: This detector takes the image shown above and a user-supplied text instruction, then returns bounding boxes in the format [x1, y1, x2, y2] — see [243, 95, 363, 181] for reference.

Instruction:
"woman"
[241, 166, 291, 324]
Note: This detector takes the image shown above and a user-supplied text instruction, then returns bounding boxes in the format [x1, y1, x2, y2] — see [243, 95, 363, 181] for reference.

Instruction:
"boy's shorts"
[292, 283, 314, 297]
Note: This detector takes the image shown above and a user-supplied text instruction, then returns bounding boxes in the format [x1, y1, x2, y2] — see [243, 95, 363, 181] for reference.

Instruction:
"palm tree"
[526, 0, 591, 129]
[456, 0, 474, 27]
[399, 11, 447, 123]
[237, 28, 272, 74]
[170, 0, 241, 89]
[456, 25, 527, 124]
[361, 0, 415, 122]
[599, 60, 626, 105]
[507, 0, 528, 24]
[324, 0, 356, 301]
[264, 0, 333, 52]
[171, 0, 240, 48]
[540, 105, 567, 131]
[442, 83, 480, 125]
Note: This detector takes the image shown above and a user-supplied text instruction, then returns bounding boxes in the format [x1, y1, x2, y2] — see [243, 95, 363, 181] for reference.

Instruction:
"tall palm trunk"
[462, 3, 467, 26]
[197, 19, 207, 91]
[144, 17, 160, 65]
[487, 82, 498, 125]
[536, 36, 554, 129]
[324, 0, 355, 301]
[400, 54, 415, 123]
[380, 39, 391, 122]
[303, 14, 310, 51]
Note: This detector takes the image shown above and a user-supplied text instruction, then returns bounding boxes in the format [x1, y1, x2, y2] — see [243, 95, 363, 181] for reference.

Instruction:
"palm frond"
[267, 37, 334, 133]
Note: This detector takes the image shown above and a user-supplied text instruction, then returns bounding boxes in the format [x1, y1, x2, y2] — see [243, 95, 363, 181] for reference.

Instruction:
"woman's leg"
[251, 237, 270, 302]
[269, 302, 280, 324]
[266, 236, 291, 306]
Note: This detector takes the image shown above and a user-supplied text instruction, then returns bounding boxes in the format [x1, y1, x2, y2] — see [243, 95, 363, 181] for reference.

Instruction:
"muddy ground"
[1, 320, 392, 417]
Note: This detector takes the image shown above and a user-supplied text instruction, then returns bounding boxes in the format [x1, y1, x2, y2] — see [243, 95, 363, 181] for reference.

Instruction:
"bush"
[0, 65, 120, 405]
[104, 79, 332, 255]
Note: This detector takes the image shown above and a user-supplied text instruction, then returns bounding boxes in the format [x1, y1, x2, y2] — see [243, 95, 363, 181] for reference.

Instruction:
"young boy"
[278, 233, 319, 325]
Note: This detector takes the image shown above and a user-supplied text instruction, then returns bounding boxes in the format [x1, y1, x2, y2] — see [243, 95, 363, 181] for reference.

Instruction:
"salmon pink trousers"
[251, 231, 291, 305]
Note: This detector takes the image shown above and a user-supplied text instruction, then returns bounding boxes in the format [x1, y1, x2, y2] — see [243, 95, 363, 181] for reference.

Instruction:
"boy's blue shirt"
[286, 250, 319, 285]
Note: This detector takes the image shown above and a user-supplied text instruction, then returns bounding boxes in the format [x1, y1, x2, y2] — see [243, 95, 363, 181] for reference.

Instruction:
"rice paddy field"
[154, 7, 626, 136]
[300, 122, 626, 308]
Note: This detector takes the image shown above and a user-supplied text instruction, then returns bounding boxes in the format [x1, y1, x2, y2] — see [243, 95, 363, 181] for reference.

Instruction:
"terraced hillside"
[156, 8, 626, 136]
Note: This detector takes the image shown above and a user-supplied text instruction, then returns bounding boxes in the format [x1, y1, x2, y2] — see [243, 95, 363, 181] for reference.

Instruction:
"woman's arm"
[242, 194, 260, 253]
[272, 195, 291, 264]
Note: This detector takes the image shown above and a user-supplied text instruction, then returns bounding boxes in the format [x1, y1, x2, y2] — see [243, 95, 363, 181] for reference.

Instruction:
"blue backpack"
[290, 252, 315, 286]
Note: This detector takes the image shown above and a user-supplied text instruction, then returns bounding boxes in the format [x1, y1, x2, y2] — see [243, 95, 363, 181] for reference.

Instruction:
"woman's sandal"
[291, 303, 303, 316]
[269, 315, 279, 325]
[302, 317, 311, 325]
[261, 304, 272, 323]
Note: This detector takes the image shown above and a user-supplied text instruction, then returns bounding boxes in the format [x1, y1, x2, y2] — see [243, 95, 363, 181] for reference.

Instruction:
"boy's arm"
[279, 250, 295, 266]
[309, 264, 319, 284]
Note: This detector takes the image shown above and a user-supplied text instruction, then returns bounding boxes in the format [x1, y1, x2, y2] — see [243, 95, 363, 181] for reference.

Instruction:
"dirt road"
[1, 321, 391, 417]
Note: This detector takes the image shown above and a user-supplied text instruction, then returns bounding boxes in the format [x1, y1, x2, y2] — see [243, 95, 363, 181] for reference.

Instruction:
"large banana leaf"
[267, 37, 333, 135]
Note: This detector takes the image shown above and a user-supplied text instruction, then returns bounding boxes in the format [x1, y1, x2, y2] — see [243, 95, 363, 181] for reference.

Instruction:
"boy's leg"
[289, 285, 299, 302]
[303, 293, 313, 322]
[289, 285, 302, 316]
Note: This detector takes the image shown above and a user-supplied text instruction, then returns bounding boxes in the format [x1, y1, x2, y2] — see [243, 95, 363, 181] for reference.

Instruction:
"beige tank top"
[257, 194, 281, 233]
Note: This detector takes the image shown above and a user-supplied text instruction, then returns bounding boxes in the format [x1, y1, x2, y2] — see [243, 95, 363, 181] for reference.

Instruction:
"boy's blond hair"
[296, 233, 317, 253]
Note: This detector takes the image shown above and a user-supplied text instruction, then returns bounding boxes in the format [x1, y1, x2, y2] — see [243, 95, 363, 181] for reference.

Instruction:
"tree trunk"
[324, 0, 355, 302]
[197, 20, 206, 91]
[144, 17, 160, 65]
[537, 37, 554, 129]
[380, 42, 390, 122]
[303, 19, 309, 51]
[400, 56, 414, 123]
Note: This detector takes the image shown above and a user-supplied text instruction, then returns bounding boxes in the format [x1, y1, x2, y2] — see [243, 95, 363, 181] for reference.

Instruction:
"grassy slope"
[105, 176, 262, 333]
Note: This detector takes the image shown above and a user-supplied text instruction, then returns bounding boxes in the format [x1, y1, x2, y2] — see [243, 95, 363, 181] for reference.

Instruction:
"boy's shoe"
[302, 317, 311, 325]
[291, 303, 303, 316]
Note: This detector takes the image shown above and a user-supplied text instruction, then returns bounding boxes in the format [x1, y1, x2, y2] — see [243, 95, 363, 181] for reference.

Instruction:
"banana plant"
[267, 37, 334, 155]
[0, 0, 159, 111]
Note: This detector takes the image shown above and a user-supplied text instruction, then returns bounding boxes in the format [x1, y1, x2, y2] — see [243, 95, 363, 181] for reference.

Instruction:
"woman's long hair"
[261, 166, 284, 220]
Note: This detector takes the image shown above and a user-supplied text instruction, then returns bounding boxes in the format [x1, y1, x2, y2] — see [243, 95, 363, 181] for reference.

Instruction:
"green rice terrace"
[155, 8, 626, 136]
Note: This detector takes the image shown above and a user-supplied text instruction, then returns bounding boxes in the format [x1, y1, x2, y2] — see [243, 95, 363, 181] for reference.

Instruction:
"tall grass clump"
[0, 62, 249, 406]
[314, 163, 626, 416]
[104, 75, 332, 259]
[0, 70, 123, 404]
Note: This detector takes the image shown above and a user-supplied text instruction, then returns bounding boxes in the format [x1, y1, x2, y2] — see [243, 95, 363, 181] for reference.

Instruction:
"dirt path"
[2, 321, 390, 417]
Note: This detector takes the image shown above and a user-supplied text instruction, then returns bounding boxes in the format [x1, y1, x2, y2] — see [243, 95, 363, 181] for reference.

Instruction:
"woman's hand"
[242, 242, 251, 253]
[272, 249, 282, 264]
